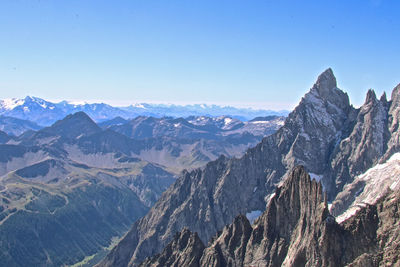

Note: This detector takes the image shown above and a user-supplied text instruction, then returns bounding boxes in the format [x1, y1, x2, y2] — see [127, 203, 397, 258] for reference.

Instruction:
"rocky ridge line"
[140, 166, 400, 266]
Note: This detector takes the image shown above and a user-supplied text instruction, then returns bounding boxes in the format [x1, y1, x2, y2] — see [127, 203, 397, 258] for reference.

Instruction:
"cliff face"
[328, 89, 390, 196]
[99, 70, 400, 266]
[384, 84, 400, 160]
[200, 166, 338, 267]
[138, 228, 205, 267]
[141, 167, 400, 267]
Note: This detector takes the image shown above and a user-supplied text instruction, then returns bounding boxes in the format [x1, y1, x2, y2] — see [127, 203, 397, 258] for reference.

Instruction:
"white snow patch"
[67, 100, 87, 105]
[336, 204, 367, 223]
[246, 210, 262, 224]
[265, 192, 276, 205]
[335, 152, 400, 223]
[224, 117, 233, 124]
[309, 173, 323, 182]
[277, 120, 285, 126]
[1, 98, 25, 110]
[37, 101, 47, 109]
[132, 103, 146, 109]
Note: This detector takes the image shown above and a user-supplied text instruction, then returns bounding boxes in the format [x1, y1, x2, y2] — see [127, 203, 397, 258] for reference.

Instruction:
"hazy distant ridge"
[0, 96, 289, 126]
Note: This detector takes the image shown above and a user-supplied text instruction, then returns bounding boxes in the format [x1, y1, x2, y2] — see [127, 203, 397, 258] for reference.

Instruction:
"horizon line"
[0, 95, 294, 111]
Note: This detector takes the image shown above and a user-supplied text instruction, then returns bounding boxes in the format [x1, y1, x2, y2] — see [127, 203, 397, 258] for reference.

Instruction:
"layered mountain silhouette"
[0, 113, 173, 266]
[99, 68, 400, 266]
[0, 96, 288, 125]
[103, 115, 284, 171]
[0, 115, 42, 136]
[0, 110, 281, 266]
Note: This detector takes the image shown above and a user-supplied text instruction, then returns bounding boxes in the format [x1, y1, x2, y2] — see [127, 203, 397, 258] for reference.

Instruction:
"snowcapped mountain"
[0, 96, 289, 126]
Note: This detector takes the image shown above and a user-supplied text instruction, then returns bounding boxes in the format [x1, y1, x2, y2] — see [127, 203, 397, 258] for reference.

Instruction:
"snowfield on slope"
[334, 152, 400, 223]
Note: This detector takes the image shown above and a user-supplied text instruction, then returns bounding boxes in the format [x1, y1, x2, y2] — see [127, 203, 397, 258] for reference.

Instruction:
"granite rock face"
[99, 69, 400, 266]
[383, 83, 400, 160]
[200, 166, 336, 267]
[141, 167, 400, 267]
[328, 89, 390, 196]
[138, 228, 205, 267]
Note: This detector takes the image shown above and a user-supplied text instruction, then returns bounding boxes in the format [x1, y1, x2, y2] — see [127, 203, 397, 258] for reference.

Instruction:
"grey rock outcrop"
[138, 228, 205, 267]
[328, 89, 390, 196]
[383, 83, 400, 160]
[199, 166, 337, 267]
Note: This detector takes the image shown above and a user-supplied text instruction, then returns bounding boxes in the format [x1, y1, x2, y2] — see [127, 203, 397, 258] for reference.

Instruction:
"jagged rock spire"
[365, 89, 377, 104]
[313, 68, 338, 97]
[380, 92, 388, 103]
[307, 68, 350, 111]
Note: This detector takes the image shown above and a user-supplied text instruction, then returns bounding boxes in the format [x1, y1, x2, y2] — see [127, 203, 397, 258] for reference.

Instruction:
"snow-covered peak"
[66, 100, 88, 106]
[0, 96, 55, 111]
[0, 98, 25, 110]
[24, 96, 51, 109]
[133, 103, 146, 109]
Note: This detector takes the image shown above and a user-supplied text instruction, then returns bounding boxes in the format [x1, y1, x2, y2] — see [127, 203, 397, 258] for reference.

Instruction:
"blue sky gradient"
[1, 0, 399, 109]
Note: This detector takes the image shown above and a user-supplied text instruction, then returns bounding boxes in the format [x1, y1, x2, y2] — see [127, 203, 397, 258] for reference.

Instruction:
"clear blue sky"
[1, 0, 399, 109]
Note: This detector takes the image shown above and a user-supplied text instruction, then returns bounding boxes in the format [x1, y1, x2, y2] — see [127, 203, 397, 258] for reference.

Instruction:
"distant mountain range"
[0, 116, 42, 136]
[0, 110, 284, 266]
[0, 96, 289, 126]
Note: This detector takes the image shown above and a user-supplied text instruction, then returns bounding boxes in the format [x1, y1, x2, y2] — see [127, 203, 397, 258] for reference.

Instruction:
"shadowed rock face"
[99, 69, 400, 267]
[199, 166, 338, 267]
[0, 115, 42, 136]
[328, 88, 390, 196]
[38, 111, 102, 140]
[140, 166, 400, 267]
[138, 228, 205, 267]
[0, 130, 11, 144]
[384, 83, 400, 160]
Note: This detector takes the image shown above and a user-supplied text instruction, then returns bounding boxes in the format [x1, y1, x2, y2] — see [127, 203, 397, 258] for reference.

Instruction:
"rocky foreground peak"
[365, 89, 377, 104]
[139, 228, 205, 267]
[140, 166, 400, 267]
[380, 91, 388, 103]
[307, 68, 350, 112]
[241, 166, 333, 266]
[313, 68, 337, 94]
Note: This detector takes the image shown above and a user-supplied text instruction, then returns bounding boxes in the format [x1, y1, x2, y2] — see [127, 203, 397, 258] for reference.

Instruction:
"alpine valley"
[0, 106, 283, 265]
[98, 69, 400, 267]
